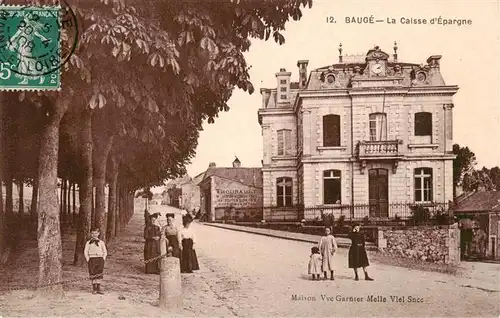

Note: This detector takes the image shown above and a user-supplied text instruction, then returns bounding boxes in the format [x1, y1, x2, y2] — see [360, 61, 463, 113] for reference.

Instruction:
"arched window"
[323, 114, 341, 147]
[323, 170, 341, 204]
[415, 112, 432, 136]
[414, 168, 433, 202]
[276, 177, 293, 207]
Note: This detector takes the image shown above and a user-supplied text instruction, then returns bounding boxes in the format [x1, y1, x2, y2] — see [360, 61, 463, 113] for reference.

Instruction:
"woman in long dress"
[180, 214, 200, 273]
[348, 224, 373, 281]
[318, 227, 337, 280]
[164, 213, 181, 258]
[143, 213, 161, 274]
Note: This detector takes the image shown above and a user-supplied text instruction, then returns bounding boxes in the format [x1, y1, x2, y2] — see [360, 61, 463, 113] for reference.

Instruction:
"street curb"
[200, 222, 378, 251]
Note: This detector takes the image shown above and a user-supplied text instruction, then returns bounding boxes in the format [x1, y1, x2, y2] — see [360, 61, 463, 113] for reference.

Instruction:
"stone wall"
[377, 224, 460, 264]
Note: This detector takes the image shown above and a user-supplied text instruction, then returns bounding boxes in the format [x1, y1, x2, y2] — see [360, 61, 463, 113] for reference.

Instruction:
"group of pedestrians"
[308, 223, 373, 281]
[144, 211, 200, 274]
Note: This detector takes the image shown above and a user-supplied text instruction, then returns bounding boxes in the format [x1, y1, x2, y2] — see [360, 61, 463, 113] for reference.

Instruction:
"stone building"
[257, 44, 456, 221]
[452, 190, 500, 261]
[179, 172, 204, 212]
[198, 158, 263, 222]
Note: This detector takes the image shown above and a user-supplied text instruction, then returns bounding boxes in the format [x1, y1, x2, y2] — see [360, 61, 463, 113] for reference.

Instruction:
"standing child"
[348, 224, 373, 281]
[84, 228, 108, 294]
[318, 227, 338, 280]
[308, 246, 322, 280]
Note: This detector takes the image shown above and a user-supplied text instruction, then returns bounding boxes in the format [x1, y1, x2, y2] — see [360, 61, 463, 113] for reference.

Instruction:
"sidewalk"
[0, 208, 236, 317]
[201, 222, 378, 251]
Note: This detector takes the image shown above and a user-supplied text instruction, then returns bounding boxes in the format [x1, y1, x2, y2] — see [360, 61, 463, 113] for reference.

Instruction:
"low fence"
[303, 202, 450, 224]
[213, 202, 451, 226]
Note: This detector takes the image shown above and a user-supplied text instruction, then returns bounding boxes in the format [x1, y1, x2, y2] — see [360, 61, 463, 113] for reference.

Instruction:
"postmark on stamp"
[0, 1, 78, 91]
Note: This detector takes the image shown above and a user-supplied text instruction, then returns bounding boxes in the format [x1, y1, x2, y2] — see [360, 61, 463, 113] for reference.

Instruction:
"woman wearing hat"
[143, 213, 161, 274]
[348, 224, 373, 281]
[180, 214, 200, 273]
[164, 213, 181, 258]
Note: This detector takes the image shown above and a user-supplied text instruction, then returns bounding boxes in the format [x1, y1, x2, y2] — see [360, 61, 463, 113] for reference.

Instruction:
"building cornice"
[292, 85, 459, 112]
[258, 108, 295, 116]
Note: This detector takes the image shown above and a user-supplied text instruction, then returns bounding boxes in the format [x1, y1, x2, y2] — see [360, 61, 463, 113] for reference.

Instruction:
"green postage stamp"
[0, 5, 61, 90]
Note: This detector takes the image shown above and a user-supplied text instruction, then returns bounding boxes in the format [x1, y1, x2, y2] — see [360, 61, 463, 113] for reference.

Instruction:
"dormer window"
[326, 74, 335, 84]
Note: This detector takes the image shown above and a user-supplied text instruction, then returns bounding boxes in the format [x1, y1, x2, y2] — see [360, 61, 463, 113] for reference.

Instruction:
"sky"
[184, 0, 500, 178]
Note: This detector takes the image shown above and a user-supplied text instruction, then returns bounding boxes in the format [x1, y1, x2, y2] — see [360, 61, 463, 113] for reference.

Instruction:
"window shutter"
[277, 130, 284, 155]
[285, 130, 292, 155]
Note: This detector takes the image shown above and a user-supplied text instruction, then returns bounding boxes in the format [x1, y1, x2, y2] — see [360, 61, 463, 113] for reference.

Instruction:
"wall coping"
[378, 223, 458, 231]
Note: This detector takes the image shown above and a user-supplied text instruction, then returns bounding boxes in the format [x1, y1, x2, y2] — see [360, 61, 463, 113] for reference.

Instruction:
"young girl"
[308, 246, 322, 280]
[318, 227, 338, 280]
[84, 228, 108, 294]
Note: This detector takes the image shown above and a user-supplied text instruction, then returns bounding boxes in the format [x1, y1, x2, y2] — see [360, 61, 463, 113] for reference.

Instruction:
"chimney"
[338, 42, 343, 63]
[297, 60, 309, 89]
[208, 162, 216, 168]
[426, 55, 441, 69]
[393, 41, 398, 62]
[232, 157, 241, 168]
[276, 68, 291, 104]
[260, 88, 271, 108]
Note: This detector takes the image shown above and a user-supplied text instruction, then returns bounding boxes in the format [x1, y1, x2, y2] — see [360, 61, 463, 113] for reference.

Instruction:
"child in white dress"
[308, 246, 322, 280]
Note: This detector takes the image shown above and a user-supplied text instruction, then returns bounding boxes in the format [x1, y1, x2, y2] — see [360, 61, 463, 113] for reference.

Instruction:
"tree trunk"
[18, 181, 24, 233]
[106, 156, 118, 241]
[91, 186, 95, 227]
[6, 177, 13, 220]
[118, 186, 124, 230]
[31, 178, 38, 222]
[93, 135, 114, 243]
[63, 179, 67, 224]
[36, 99, 68, 299]
[59, 179, 64, 226]
[19, 181, 24, 215]
[72, 183, 76, 226]
[5, 177, 14, 246]
[74, 109, 93, 267]
[115, 184, 120, 237]
[67, 181, 71, 221]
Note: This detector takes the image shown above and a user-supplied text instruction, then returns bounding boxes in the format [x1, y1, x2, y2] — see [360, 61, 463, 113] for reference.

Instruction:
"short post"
[159, 231, 182, 311]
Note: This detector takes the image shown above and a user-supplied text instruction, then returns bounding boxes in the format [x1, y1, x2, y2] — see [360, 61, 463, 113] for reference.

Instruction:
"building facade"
[258, 45, 456, 221]
[198, 159, 263, 222]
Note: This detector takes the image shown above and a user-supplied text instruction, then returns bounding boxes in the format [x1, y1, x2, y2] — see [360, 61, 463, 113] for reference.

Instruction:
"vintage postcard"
[0, 0, 499, 317]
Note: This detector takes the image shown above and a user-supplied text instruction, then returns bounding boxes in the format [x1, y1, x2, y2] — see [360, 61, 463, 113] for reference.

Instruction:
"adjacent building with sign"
[257, 44, 456, 221]
[198, 158, 263, 222]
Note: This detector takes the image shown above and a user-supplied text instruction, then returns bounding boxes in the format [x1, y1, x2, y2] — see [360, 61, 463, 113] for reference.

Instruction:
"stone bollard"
[159, 232, 182, 311]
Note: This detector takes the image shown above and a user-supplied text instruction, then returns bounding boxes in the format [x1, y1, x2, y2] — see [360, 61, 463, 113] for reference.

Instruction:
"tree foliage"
[452, 143, 477, 190]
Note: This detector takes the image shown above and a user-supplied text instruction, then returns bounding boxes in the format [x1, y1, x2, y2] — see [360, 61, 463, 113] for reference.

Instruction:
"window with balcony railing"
[323, 114, 340, 147]
[369, 113, 387, 141]
[414, 167, 433, 202]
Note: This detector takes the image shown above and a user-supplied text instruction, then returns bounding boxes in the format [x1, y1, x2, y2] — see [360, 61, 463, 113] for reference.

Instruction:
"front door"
[368, 168, 389, 218]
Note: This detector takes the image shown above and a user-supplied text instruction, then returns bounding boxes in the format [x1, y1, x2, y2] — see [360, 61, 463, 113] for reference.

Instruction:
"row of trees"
[0, 0, 313, 298]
